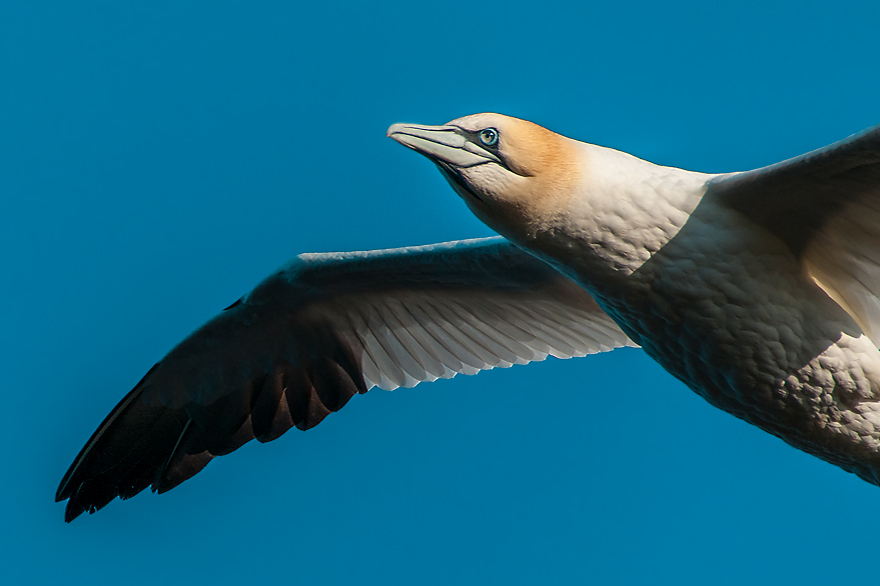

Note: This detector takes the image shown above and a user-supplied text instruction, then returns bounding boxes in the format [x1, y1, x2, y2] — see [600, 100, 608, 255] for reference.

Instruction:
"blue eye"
[479, 128, 498, 146]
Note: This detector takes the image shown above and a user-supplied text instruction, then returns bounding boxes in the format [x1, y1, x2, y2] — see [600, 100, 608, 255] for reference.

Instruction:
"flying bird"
[57, 113, 880, 522]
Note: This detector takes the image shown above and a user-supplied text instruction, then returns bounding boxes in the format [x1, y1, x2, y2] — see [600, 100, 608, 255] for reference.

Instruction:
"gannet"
[57, 113, 880, 522]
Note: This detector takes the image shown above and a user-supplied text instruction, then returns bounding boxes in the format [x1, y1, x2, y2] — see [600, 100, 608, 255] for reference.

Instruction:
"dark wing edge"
[55, 302, 367, 522]
[56, 237, 632, 521]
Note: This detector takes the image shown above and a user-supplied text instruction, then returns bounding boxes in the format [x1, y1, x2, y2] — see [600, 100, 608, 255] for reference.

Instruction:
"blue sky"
[3, 1, 880, 584]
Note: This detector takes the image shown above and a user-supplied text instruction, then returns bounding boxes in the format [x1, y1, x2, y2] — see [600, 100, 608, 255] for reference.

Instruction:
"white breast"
[533, 154, 880, 483]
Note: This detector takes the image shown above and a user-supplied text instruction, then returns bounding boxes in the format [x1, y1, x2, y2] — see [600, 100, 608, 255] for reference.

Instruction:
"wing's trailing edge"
[56, 237, 633, 521]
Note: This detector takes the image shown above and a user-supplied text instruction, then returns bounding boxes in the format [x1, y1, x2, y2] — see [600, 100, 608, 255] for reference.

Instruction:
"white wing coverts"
[712, 123, 880, 345]
[56, 236, 633, 521]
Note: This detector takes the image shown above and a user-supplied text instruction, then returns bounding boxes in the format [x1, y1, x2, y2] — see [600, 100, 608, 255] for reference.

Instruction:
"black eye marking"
[478, 128, 499, 146]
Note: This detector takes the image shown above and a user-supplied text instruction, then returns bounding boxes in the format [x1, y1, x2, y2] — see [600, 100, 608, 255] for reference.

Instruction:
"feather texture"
[712, 123, 880, 344]
[56, 237, 632, 521]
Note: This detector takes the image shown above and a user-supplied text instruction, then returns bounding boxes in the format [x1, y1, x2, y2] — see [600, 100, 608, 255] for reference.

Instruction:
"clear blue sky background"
[3, 1, 879, 584]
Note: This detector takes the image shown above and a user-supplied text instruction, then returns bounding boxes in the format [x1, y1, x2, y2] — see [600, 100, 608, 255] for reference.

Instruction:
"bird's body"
[57, 113, 880, 520]
[423, 117, 880, 483]
[547, 153, 880, 483]
[506, 139, 880, 484]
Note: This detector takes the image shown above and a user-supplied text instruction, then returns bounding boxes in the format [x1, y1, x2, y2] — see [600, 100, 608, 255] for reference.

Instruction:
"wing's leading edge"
[56, 237, 633, 521]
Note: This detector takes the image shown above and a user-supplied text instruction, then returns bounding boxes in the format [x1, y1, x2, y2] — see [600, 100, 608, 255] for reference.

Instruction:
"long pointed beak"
[387, 123, 500, 167]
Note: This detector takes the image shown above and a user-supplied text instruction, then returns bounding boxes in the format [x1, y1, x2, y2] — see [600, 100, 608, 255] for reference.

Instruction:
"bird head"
[388, 113, 582, 239]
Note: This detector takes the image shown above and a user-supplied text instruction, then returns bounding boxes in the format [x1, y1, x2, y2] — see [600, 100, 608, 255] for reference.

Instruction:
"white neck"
[520, 143, 715, 288]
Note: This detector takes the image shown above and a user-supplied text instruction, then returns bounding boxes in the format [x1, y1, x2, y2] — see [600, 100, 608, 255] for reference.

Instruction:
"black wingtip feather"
[57, 308, 370, 521]
[56, 364, 164, 503]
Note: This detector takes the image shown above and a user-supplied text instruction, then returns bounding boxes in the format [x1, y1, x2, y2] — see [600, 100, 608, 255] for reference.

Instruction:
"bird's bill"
[387, 123, 500, 168]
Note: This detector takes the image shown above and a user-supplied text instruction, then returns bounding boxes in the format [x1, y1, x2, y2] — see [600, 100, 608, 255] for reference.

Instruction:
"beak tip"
[384, 122, 492, 168]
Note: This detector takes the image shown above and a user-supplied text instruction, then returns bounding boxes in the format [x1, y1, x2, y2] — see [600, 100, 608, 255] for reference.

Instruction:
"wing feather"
[56, 236, 633, 521]
[711, 123, 880, 344]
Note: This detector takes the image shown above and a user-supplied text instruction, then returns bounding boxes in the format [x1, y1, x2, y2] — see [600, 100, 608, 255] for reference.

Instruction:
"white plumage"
[272, 238, 633, 391]
[57, 112, 880, 521]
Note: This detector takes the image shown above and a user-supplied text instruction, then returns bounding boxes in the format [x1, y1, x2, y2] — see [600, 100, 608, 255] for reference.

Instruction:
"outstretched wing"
[57, 237, 633, 521]
[710, 123, 880, 342]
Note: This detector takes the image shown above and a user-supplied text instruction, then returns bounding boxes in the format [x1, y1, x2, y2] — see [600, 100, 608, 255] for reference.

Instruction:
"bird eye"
[479, 128, 499, 146]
